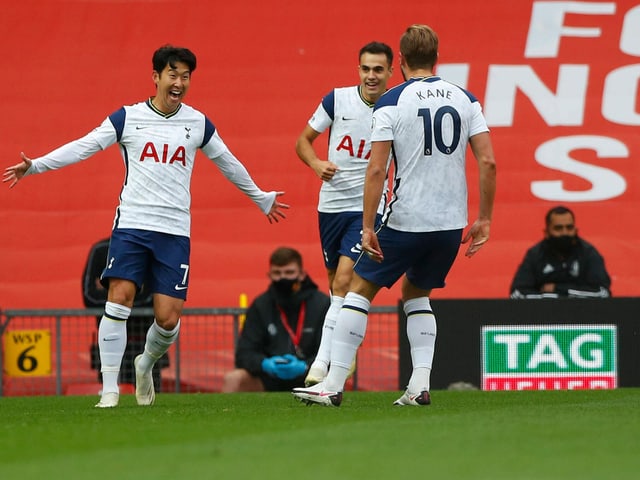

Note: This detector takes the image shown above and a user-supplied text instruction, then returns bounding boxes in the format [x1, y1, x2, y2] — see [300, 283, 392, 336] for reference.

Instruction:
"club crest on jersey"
[139, 143, 187, 166]
[336, 135, 370, 159]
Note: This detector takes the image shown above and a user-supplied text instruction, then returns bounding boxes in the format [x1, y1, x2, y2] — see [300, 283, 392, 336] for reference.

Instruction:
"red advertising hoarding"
[0, 1, 638, 308]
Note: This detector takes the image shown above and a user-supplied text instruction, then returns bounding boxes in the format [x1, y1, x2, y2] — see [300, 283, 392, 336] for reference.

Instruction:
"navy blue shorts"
[354, 226, 462, 290]
[101, 228, 191, 300]
[318, 211, 382, 270]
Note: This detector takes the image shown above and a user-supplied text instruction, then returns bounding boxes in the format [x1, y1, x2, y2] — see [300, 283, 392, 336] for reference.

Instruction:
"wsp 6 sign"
[482, 325, 616, 391]
[3, 330, 52, 377]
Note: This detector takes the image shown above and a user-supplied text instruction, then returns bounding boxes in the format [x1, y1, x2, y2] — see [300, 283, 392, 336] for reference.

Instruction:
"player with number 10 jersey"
[372, 76, 489, 233]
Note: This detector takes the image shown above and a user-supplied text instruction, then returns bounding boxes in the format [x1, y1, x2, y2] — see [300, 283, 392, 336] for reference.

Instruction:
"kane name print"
[416, 88, 453, 101]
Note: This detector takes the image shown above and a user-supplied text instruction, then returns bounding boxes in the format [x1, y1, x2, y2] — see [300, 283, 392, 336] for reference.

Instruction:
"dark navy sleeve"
[453, 84, 480, 103]
[107, 107, 126, 143]
[320, 90, 335, 121]
[374, 83, 407, 111]
[200, 116, 216, 148]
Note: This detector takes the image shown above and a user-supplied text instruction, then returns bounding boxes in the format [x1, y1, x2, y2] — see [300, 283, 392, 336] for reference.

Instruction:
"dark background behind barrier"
[399, 298, 640, 390]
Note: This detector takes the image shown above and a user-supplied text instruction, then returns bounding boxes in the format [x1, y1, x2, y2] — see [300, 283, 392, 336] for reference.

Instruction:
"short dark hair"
[270, 247, 303, 268]
[359, 41, 393, 66]
[152, 45, 197, 74]
[545, 205, 575, 226]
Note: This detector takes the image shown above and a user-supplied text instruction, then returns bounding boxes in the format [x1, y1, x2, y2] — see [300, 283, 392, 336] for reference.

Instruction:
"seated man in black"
[222, 247, 330, 392]
[83, 238, 167, 390]
[510, 205, 611, 299]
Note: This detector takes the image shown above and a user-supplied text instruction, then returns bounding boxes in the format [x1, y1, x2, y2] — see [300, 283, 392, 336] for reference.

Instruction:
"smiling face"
[358, 52, 393, 104]
[152, 61, 191, 114]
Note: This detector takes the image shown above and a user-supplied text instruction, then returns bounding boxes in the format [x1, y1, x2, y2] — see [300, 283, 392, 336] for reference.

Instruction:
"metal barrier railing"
[0, 306, 399, 397]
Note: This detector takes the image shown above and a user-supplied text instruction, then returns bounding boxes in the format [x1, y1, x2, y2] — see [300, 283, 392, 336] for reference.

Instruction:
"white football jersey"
[308, 86, 385, 214]
[26, 100, 275, 237]
[371, 76, 489, 232]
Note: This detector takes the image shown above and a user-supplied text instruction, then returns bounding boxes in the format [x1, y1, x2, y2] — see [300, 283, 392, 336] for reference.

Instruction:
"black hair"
[152, 45, 197, 73]
[359, 41, 393, 66]
[545, 205, 575, 226]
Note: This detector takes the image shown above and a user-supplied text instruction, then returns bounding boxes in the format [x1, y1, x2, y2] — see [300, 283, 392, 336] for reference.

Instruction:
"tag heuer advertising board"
[482, 325, 617, 391]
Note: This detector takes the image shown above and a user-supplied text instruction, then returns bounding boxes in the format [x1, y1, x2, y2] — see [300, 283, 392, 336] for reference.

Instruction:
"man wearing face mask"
[510, 206, 611, 299]
[222, 247, 330, 392]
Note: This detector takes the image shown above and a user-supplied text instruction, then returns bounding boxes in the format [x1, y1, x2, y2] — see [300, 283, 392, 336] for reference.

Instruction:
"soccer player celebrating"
[3, 45, 288, 408]
[295, 42, 393, 386]
[293, 25, 496, 407]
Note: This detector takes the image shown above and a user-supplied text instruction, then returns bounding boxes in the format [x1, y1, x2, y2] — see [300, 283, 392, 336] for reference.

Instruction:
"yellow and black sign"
[3, 329, 51, 377]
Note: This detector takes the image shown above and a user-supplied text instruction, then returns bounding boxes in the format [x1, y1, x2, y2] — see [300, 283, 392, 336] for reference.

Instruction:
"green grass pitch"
[1, 389, 638, 479]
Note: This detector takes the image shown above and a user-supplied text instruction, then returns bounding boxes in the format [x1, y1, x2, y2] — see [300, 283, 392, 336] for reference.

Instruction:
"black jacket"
[235, 276, 330, 375]
[510, 237, 611, 298]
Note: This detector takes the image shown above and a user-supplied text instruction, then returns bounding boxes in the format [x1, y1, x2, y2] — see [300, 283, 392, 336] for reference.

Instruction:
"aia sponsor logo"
[336, 135, 370, 159]
[139, 143, 187, 166]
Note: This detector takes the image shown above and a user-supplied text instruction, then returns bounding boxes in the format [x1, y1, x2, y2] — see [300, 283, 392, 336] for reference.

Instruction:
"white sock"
[312, 295, 344, 369]
[99, 302, 131, 394]
[324, 292, 369, 392]
[137, 319, 180, 373]
[404, 297, 436, 392]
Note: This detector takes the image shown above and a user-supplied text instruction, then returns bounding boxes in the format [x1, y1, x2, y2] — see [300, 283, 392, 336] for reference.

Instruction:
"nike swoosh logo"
[350, 246, 362, 254]
[174, 285, 188, 291]
[135, 126, 148, 130]
[102, 338, 118, 342]
[310, 391, 341, 401]
[342, 117, 355, 121]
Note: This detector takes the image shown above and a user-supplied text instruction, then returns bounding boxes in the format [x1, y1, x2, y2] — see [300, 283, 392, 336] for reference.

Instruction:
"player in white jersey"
[293, 25, 496, 407]
[4, 45, 288, 408]
[295, 42, 393, 386]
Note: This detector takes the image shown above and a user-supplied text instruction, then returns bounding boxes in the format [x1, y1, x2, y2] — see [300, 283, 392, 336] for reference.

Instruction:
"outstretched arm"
[207, 147, 289, 222]
[3, 152, 33, 188]
[265, 192, 289, 224]
[3, 121, 113, 189]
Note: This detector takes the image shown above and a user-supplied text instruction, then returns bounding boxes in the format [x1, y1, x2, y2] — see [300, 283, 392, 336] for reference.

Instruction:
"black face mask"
[547, 235, 576, 254]
[271, 278, 299, 296]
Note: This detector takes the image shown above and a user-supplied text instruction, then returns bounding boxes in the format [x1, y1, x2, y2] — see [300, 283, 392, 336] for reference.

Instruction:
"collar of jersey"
[410, 76, 440, 83]
[357, 85, 376, 108]
[146, 98, 182, 118]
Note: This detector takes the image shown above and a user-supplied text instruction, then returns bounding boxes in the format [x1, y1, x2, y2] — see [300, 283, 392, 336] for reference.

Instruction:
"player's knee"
[331, 272, 352, 296]
[107, 279, 137, 307]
